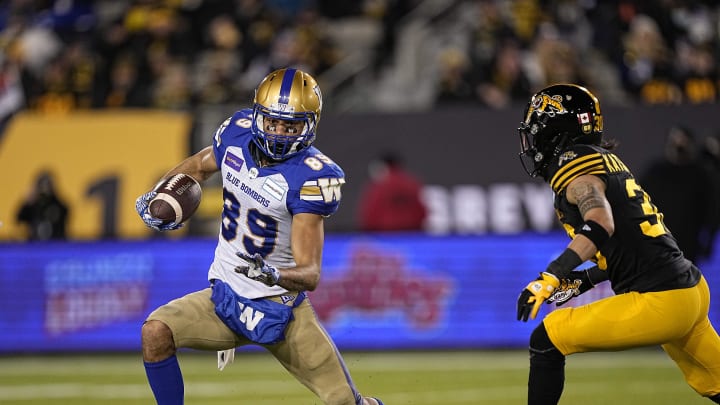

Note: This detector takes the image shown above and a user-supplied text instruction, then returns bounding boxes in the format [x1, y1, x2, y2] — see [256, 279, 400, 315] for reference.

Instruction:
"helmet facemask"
[251, 105, 317, 160]
[518, 115, 570, 179]
[518, 120, 542, 178]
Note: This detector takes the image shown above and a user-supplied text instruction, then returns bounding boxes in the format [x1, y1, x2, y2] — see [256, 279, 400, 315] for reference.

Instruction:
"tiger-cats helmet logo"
[528, 93, 568, 121]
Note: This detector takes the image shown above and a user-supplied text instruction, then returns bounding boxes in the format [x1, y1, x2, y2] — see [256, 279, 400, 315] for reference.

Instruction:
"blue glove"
[234, 252, 281, 286]
[135, 191, 183, 231]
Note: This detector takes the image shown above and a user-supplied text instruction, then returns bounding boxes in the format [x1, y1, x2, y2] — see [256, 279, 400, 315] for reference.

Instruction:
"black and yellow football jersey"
[546, 144, 701, 294]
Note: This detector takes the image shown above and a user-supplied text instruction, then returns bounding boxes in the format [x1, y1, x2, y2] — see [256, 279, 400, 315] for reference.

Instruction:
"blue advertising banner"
[1, 234, 718, 353]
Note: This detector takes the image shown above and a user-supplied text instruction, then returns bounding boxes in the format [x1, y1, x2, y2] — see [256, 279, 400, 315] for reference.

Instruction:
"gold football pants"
[147, 288, 364, 405]
[544, 276, 720, 397]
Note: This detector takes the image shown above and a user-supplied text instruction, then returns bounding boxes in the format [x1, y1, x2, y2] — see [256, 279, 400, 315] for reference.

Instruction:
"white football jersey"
[207, 109, 344, 298]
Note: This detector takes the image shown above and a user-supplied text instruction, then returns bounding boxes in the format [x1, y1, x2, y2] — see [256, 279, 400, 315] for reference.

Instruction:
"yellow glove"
[516, 272, 560, 321]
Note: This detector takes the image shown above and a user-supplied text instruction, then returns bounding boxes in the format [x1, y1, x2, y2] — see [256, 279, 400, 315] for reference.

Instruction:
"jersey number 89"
[221, 188, 277, 257]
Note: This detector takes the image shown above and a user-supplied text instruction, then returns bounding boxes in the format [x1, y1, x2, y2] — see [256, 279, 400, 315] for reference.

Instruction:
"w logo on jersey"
[211, 280, 294, 344]
[301, 177, 345, 203]
[318, 178, 344, 203]
[237, 302, 265, 331]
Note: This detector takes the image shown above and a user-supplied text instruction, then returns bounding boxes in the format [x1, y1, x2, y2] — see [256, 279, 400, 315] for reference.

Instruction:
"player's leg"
[660, 277, 720, 401]
[525, 294, 649, 405]
[266, 300, 383, 405]
[545, 288, 701, 355]
[142, 318, 184, 405]
[666, 326, 720, 402]
[527, 322, 565, 405]
[541, 285, 711, 404]
[142, 288, 243, 404]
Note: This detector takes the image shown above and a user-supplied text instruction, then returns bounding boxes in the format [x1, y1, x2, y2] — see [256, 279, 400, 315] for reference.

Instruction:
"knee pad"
[529, 322, 565, 366]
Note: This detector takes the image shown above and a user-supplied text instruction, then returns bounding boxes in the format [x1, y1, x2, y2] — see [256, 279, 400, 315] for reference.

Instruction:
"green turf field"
[0, 349, 708, 404]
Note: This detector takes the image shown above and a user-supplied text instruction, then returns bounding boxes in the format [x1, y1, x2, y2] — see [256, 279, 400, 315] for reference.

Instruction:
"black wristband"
[546, 248, 583, 279]
[577, 220, 610, 249]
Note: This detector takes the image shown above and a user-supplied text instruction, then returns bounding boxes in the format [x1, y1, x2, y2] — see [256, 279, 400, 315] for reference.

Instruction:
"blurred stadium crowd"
[0, 0, 719, 127]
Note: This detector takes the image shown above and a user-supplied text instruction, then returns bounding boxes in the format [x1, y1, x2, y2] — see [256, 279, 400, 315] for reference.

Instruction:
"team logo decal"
[558, 151, 578, 166]
[529, 93, 568, 121]
[549, 279, 583, 302]
[300, 178, 345, 203]
[269, 103, 294, 113]
[224, 151, 244, 172]
[262, 178, 286, 201]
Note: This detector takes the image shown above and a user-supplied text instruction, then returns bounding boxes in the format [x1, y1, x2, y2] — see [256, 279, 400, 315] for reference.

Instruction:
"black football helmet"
[518, 84, 603, 179]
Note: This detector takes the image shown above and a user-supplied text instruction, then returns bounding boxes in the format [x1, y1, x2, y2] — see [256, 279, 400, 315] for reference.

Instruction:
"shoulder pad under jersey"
[212, 109, 253, 167]
[548, 144, 629, 193]
[284, 146, 345, 217]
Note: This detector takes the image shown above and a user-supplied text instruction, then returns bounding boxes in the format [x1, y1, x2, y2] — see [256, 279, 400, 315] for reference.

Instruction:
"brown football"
[148, 173, 202, 225]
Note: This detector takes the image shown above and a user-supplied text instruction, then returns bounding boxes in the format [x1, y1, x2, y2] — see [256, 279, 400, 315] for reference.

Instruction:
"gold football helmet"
[251, 68, 323, 160]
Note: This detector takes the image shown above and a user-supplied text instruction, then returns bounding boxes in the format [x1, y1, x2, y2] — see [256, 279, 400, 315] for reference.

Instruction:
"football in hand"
[148, 173, 202, 225]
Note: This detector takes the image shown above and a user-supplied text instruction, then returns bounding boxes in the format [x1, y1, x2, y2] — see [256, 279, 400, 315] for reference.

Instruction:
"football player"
[135, 68, 385, 405]
[515, 84, 720, 404]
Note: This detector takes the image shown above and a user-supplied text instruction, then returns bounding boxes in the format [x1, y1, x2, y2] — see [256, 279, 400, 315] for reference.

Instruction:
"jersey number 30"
[625, 178, 667, 237]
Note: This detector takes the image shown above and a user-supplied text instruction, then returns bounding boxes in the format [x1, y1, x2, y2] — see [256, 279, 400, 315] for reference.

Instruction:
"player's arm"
[279, 212, 325, 291]
[564, 174, 615, 262]
[545, 174, 614, 279]
[161, 146, 219, 183]
[517, 174, 613, 321]
[136, 146, 218, 231]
